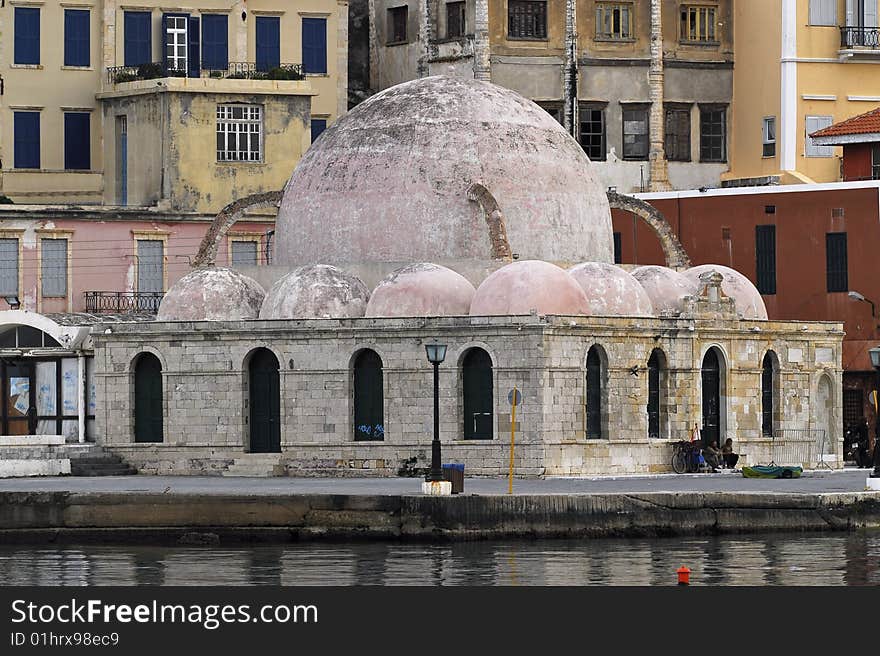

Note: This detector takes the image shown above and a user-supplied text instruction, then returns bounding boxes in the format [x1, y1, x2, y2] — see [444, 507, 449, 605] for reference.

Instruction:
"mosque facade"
[2, 75, 844, 477]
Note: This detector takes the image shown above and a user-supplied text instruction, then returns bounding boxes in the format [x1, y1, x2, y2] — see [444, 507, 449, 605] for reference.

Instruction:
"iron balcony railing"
[83, 291, 164, 314]
[107, 62, 305, 85]
[840, 26, 880, 49]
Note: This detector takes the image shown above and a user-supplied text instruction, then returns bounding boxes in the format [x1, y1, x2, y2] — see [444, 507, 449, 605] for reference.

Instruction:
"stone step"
[222, 463, 286, 477]
[70, 461, 137, 476]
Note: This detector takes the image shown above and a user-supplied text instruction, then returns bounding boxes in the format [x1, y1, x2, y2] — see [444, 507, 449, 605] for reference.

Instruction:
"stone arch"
[466, 183, 513, 261]
[191, 190, 284, 268]
[606, 191, 691, 270]
[815, 373, 835, 456]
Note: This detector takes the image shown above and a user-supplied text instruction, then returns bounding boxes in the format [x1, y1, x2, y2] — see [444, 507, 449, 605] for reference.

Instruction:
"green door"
[134, 354, 163, 443]
[249, 349, 280, 453]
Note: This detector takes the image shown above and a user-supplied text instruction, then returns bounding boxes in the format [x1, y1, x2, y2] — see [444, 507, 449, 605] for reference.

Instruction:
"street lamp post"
[869, 347, 880, 480]
[423, 342, 451, 495]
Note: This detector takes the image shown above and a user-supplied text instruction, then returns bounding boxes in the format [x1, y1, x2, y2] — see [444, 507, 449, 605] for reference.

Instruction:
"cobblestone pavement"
[0, 467, 875, 495]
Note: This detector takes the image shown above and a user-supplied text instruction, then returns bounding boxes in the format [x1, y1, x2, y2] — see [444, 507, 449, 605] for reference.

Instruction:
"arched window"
[647, 349, 664, 439]
[761, 352, 777, 437]
[462, 348, 493, 440]
[134, 353, 163, 443]
[248, 349, 280, 453]
[354, 349, 384, 441]
[586, 346, 604, 439]
[701, 348, 723, 446]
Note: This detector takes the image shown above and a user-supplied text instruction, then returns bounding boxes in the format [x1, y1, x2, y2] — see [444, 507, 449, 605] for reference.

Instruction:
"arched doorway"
[134, 353, 163, 443]
[816, 374, 834, 456]
[248, 349, 280, 453]
[353, 349, 384, 441]
[701, 348, 722, 446]
[762, 352, 777, 437]
[647, 349, 664, 439]
[462, 348, 493, 440]
[586, 346, 605, 439]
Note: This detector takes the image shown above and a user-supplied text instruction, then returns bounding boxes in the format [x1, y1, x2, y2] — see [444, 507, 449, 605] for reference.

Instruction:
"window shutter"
[846, 0, 856, 26]
[64, 113, 90, 171]
[0, 240, 19, 296]
[310, 118, 327, 144]
[124, 12, 152, 66]
[41, 239, 68, 298]
[201, 14, 228, 70]
[137, 240, 164, 294]
[302, 18, 327, 74]
[256, 17, 281, 71]
[14, 7, 40, 65]
[231, 241, 258, 267]
[865, 0, 877, 27]
[188, 16, 200, 77]
[14, 112, 40, 169]
[64, 10, 90, 67]
[162, 13, 172, 70]
[805, 116, 820, 156]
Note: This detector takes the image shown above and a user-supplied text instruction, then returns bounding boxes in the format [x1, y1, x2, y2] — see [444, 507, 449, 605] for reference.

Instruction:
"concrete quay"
[0, 470, 878, 543]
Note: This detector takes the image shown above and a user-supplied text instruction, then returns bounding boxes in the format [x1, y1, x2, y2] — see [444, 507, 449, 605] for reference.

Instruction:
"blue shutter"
[64, 9, 90, 67]
[188, 16, 200, 77]
[256, 17, 281, 71]
[14, 7, 40, 65]
[162, 13, 172, 71]
[14, 112, 40, 169]
[311, 119, 327, 144]
[302, 18, 327, 74]
[201, 14, 229, 70]
[64, 113, 91, 171]
[124, 12, 152, 66]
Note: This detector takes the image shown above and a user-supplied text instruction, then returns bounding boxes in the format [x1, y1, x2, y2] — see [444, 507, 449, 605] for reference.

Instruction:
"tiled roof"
[811, 106, 880, 138]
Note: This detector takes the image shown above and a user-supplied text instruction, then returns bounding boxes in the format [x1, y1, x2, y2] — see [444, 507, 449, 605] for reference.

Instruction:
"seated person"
[721, 438, 739, 469]
[703, 440, 723, 472]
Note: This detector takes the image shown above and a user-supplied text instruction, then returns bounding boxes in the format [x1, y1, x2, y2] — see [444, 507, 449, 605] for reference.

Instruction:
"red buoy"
[677, 566, 690, 586]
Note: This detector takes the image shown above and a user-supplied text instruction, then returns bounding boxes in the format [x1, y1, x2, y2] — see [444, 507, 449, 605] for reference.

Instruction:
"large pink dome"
[157, 267, 265, 321]
[682, 264, 768, 320]
[631, 265, 697, 316]
[366, 263, 475, 317]
[260, 264, 369, 319]
[470, 260, 591, 316]
[568, 262, 654, 316]
[274, 75, 613, 266]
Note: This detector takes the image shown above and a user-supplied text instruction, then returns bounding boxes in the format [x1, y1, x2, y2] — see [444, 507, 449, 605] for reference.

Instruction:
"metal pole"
[873, 368, 880, 478]
[508, 387, 517, 495]
[428, 360, 443, 482]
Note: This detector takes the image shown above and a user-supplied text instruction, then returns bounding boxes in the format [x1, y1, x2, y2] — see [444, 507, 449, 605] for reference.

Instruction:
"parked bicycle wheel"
[672, 450, 688, 474]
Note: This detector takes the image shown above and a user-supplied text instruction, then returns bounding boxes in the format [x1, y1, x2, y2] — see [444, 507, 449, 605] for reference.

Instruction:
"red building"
[810, 107, 880, 182]
[612, 181, 880, 445]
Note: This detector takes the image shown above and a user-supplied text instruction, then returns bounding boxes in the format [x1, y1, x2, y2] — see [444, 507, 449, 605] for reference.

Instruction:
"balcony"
[106, 62, 305, 86]
[839, 27, 880, 58]
[83, 291, 163, 314]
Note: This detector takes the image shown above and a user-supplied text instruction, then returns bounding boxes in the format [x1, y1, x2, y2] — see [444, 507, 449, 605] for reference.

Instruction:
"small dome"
[259, 264, 369, 319]
[683, 264, 769, 320]
[631, 265, 697, 316]
[365, 263, 475, 317]
[157, 267, 265, 321]
[568, 262, 654, 316]
[470, 260, 591, 316]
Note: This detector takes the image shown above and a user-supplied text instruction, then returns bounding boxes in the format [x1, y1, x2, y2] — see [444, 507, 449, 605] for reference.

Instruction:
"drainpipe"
[563, 0, 578, 138]
[648, 0, 671, 191]
[473, 0, 490, 80]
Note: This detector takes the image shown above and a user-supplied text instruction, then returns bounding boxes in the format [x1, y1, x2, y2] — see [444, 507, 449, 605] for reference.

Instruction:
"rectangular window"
[136, 240, 164, 295]
[387, 6, 408, 44]
[14, 7, 40, 65]
[311, 118, 327, 144]
[699, 105, 727, 162]
[64, 113, 90, 171]
[0, 239, 19, 296]
[872, 145, 880, 180]
[579, 105, 606, 161]
[596, 3, 633, 40]
[163, 14, 188, 73]
[447, 2, 466, 38]
[680, 5, 717, 43]
[622, 105, 649, 160]
[302, 17, 328, 74]
[256, 16, 281, 71]
[41, 239, 68, 298]
[64, 9, 90, 67]
[217, 105, 263, 162]
[755, 225, 776, 296]
[809, 0, 838, 26]
[613, 232, 622, 264]
[124, 11, 152, 67]
[201, 14, 229, 70]
[13, 112, 40, 169]
[763, 117, 776, 158]
[665, 106, 691, 162]
[806, 115, 834, 157]
[231, 241, 258, 267]
[826, 232, 848, 293]
[508, 1, 547, 39]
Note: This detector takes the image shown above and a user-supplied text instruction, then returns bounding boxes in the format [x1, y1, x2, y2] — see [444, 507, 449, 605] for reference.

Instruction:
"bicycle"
[671, 440, 701, 474]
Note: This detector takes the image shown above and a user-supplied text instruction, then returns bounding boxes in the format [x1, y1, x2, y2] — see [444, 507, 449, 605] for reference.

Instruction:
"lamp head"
[425, 342, 447, 364]
[870, 346, 880, 370]
[3, 295, 20, 310]
[849, 291, 866, 302]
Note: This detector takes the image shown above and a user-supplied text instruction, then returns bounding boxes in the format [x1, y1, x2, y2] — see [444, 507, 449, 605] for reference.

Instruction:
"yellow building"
[0, 0, 348, 211]
[728, 0, 880, 185]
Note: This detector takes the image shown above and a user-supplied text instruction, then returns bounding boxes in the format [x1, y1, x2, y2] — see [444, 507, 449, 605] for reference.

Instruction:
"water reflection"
[1, 532, 878, 586]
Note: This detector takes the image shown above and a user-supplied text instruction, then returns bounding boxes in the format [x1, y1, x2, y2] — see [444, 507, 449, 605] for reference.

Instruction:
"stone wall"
[92, 314, 843, 477]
